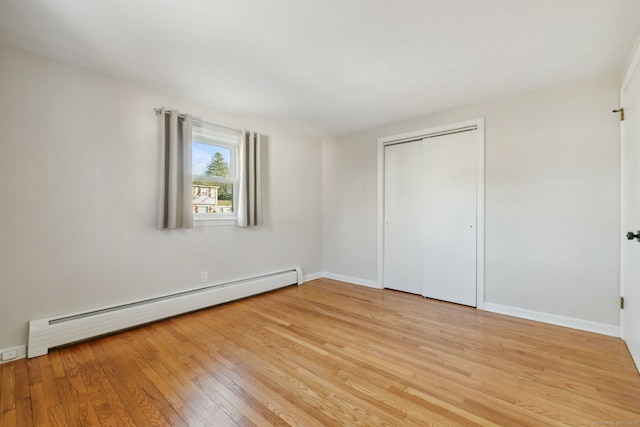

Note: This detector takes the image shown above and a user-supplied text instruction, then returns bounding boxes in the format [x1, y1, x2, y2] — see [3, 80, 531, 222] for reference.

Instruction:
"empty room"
[2, 0, 640, 425]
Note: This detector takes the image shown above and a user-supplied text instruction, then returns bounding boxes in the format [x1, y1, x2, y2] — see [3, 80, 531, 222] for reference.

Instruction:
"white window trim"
[194, 218, 238, 227]
[192, 122, 241, 225]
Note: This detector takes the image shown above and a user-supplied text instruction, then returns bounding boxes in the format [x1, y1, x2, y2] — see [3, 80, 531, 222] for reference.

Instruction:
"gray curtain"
[157, 108, 193, 229]
[237, 131, 262, 227]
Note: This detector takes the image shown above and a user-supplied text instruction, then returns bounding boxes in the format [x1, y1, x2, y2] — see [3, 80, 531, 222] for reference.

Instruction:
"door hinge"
[613, 108, 625, 121]
[621, 296, 625, 310]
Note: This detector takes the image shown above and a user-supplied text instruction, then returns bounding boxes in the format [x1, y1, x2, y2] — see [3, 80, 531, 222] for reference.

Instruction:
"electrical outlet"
[201, 271, 208, 283]
[2, 350, 17, 361]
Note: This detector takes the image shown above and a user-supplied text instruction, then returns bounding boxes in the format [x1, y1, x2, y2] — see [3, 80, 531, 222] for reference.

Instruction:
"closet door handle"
[626, 231, 640, 242]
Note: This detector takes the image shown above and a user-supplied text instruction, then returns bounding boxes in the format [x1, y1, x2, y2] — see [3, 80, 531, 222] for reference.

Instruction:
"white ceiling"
[1, 0, 640, 137]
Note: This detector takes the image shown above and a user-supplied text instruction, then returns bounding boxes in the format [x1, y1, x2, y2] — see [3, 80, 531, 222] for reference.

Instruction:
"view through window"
[192, 125, 239, 218]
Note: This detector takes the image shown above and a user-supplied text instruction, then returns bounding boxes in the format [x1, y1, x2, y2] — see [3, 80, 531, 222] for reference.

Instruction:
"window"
[191, 122, 241, 222]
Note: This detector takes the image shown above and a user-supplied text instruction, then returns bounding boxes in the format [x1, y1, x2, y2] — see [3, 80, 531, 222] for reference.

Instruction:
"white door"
[422, 131, 477, 306]
[383, 129, 477, 306]
[621, 44, 640, 371]
[383, 140, 423, 294]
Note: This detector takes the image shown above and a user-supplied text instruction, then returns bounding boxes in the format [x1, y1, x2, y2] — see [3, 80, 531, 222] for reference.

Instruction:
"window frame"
[191, 122, 241, 226]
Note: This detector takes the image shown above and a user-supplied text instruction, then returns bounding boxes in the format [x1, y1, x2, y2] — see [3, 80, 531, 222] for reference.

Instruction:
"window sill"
[194, 217, 237, 227]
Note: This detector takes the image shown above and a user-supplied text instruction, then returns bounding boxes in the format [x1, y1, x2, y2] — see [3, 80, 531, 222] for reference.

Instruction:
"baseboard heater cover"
[28, 267, 303, 358]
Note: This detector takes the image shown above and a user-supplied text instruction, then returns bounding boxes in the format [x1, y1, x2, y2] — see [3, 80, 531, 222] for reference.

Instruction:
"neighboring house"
[192, 185, 219, 214]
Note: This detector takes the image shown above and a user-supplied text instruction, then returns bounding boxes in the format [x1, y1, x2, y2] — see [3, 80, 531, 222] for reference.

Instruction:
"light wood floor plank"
[1, 278, 639, 426]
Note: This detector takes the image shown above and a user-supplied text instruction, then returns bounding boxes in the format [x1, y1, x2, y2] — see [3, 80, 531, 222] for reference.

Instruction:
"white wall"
[0, 43, 623, 352]
[323, 73, 621, 329]
[0, 45, 323, 350]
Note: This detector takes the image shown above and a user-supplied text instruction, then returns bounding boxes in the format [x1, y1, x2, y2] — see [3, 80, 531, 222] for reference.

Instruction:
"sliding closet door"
[421, 131, 477, 306]
[382, 129, 477, 306]
[383, 141, 423, 294]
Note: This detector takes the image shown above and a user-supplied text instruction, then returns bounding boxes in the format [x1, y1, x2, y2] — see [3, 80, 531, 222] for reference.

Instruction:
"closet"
[381, 121, 483, 307]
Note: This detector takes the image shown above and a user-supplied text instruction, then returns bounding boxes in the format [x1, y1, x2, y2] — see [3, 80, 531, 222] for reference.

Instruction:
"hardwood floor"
[1, 278, 639, 426]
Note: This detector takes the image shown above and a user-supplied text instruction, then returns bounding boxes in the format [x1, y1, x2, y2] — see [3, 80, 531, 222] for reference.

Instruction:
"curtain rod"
[154, 108, 242, 135]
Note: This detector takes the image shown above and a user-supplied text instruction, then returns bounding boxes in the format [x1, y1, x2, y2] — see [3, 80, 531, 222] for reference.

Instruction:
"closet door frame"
[376, 118, 486, 309]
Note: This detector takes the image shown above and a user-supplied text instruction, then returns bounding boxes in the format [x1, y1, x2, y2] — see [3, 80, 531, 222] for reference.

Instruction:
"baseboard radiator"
[28, 267, 303, 358]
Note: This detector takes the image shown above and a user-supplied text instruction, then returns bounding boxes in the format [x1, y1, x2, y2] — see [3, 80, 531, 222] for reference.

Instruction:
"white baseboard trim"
[322, 272, 381, 289]
[0, 345, 27, 364]
[303, 272, 324, 282]
[483, 302, 620, 337]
